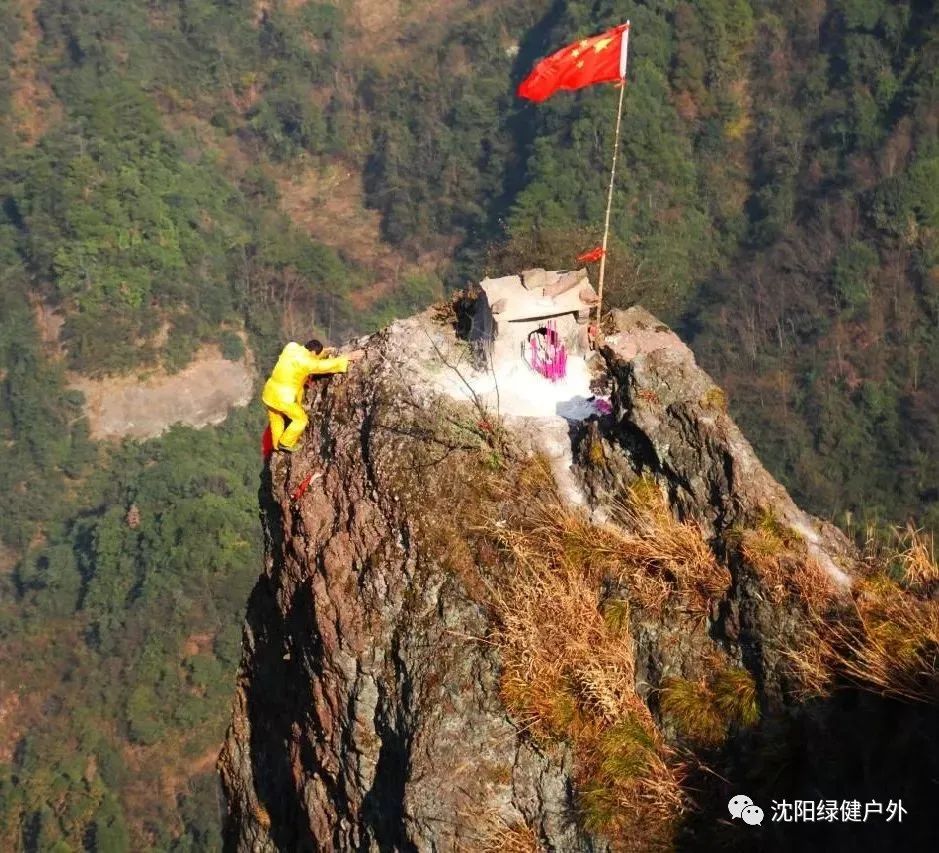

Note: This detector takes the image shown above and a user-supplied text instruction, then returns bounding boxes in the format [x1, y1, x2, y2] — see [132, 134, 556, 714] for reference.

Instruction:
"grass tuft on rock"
[476, 811, 542, 853]
[660, 668, 759, 746]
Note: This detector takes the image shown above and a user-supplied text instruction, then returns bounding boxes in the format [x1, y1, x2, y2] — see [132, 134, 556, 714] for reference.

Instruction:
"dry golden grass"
[492, 557, 645, 738]
[494, 473, 728, 617]
[485, 471, 694, 845]
[893, 524, 938, 589]
[413, 454, 731, 844]
[786, 627, 836, 698]
[608, 478, 730, 612]
[788, 525, 939, 704]
[603, 598, 631, 634]
[250, 801, 271, 831]
[712, 668, 760, 727]
[815, 577, 939, 703]
[790, 557, 839, 614]
[733, 509, 802, 602]
[474, 811, 542, 853]
[577, 715, 685, 850]
[496, 500, 670, 611]
[731, 509, 840, 611]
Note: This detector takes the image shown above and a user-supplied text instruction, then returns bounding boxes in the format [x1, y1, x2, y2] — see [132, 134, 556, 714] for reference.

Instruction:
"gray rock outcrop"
[218, 302, 862, 851]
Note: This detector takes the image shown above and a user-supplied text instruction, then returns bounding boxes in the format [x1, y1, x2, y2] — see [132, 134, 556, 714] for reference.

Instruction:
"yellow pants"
[262, 385, 308, 450]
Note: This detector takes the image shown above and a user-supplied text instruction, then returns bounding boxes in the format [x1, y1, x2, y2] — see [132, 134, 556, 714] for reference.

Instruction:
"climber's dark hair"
[305, 339, 324, 354]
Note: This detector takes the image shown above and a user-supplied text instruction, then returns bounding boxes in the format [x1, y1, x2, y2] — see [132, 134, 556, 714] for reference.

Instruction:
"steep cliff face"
[219, 302, 933, 851]
[585, 308, 854, 708]
[218, 310, 606, 852]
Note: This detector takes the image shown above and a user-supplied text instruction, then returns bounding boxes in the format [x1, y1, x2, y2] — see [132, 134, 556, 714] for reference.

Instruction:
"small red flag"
[518, 23, 630, 102]
[576, 246, 606, 263]
[291, 471, 323, 504]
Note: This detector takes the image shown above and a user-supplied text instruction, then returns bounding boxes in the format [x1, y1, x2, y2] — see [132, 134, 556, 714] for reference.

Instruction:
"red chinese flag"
[576, 246, 606, 263]
[518, 23, 630, 102]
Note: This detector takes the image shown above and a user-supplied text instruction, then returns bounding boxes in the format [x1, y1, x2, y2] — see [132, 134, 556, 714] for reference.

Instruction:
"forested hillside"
[1, 0, 937, 849]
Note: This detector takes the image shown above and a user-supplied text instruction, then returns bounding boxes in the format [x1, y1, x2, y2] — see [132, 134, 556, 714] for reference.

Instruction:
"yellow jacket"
[262, 342, 350, 408]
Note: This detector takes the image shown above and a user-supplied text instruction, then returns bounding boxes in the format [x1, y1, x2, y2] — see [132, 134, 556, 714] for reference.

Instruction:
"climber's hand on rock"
[346, 349, 366, 363]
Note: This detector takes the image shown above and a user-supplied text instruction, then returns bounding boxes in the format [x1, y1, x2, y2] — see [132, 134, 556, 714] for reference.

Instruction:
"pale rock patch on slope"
[68, 344, 255, 441]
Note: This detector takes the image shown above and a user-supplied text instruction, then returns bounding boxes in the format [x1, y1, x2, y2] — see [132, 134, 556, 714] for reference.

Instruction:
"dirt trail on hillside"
[68, 346, 255, 441]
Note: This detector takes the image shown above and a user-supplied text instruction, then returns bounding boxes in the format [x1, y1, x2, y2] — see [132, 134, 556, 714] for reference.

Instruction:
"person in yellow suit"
[262, 339, 364, 452]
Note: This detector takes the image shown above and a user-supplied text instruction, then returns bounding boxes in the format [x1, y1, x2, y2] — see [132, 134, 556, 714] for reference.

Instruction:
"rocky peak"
[218, 285, 934, 851]
[598, 306, 852, 587]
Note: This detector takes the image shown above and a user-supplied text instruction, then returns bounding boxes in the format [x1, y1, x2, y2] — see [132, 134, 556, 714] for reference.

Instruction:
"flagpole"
[595, 24, 629, 330]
